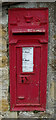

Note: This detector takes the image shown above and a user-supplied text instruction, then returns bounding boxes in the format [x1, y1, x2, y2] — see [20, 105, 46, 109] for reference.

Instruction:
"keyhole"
[22, 79, 24, 83]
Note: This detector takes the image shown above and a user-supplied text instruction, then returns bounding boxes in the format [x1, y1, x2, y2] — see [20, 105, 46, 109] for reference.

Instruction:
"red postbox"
[8, 8, 48, 111]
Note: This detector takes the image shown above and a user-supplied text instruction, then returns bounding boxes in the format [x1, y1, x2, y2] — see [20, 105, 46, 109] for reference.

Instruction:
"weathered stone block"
[2, 30, 6, 37]
[50, 81, 54, 100]
[0, 24, 2, 37]
[54, 81, 56, 101]
[2, 56, 8, 67]
[0, 56, 8, 67]
[0, 57, 2, 67]
[0, 100, 2, 112]
[6, 112, 17, 118]
[2, 99, 9, 112]
[1, 67, 9, 80]
[0, 68, 2, 80]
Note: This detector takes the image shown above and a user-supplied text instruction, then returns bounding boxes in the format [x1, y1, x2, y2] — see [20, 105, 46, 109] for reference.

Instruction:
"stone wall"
[0, 2, 56, 119]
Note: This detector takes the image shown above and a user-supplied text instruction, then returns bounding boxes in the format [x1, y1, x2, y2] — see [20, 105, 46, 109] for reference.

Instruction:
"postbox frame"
[8, 8, 48, 111]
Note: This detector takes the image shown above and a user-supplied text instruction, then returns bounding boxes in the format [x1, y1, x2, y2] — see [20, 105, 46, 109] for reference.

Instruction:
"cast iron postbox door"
[16, 46, 40, 105]
[8, 8, 48, 111]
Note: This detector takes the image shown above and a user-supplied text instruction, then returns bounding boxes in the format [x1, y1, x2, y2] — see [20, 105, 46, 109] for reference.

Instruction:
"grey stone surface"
[0, 2, 55, 119]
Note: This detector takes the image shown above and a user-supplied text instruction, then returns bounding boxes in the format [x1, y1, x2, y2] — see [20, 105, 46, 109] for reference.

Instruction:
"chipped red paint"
[8, 8, 49, 111]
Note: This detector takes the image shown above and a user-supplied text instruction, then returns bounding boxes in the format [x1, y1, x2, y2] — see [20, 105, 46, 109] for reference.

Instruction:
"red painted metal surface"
[8, 8, 49, 111]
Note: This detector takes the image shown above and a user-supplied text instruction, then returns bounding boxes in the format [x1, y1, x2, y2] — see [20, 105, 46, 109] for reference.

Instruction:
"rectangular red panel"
[16, 46, 40, 105]
[8, 8, 48, 111]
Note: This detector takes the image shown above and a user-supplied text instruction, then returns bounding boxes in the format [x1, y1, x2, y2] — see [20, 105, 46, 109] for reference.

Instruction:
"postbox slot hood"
[12, 28, 46, 34]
